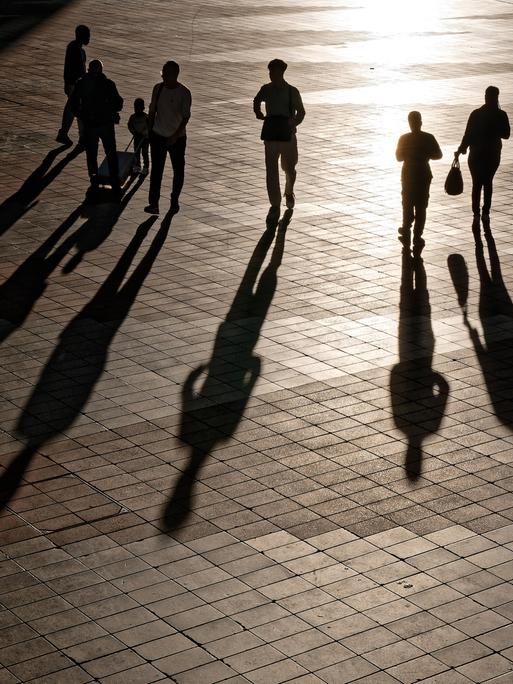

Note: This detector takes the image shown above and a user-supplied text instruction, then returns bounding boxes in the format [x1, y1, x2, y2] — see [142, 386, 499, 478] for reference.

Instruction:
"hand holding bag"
[445, 157, 464, 196]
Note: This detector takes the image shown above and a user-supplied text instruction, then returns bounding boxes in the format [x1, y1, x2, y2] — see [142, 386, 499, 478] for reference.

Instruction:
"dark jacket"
[71, 73, 123, 127]
[396, 131, 442, 187]
[459, 105, 510, 158]
[64, 40, 86, 86]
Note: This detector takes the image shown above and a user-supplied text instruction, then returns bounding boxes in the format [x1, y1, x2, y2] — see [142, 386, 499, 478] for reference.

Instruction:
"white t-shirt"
[152, 83, 192, 138]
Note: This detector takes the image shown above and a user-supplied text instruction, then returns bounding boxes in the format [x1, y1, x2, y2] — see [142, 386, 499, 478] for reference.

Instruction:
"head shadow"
[390, 251, 449, 481]
[162, 209, 293, 531]
[0, 212, 173, 512]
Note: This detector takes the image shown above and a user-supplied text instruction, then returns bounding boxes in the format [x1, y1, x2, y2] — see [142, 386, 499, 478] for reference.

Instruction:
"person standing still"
[456, 86, 510, 220]
[56, 24, 90, 146]
[396, 111, 442, 256]
[253, 59, 305, 218]
[70, 60, 123, 192]
[144, 61, 191, 215]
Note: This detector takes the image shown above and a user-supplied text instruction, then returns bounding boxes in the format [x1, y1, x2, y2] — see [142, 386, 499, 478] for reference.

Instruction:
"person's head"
[268, 58, 287, 84]
[75, 24, 90, 46]
[162, 61, 180, 85]
[408, 110, 422, 132]
[485, 85, 500, 107]
[134, 97, 145, 113]
[88, 59, 103, 75]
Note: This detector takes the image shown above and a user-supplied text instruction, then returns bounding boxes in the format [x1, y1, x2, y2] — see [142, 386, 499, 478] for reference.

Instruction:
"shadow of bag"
[445, 159, 463, 195]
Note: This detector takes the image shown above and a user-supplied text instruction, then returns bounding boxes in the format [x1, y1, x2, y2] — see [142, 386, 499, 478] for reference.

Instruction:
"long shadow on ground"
[163, 210, 292, 531]
[390, 250, 449, 481]
[0, 212, 172, 511]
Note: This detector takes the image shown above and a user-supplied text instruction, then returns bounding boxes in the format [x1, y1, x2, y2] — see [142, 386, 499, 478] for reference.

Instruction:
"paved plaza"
[2, 0, 513, 681]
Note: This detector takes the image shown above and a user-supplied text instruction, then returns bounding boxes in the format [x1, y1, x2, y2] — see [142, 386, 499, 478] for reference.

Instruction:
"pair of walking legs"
[469, 154, 500, 216]
[401, 184, 430, 252]
[148, 132, 186, 209]
[84, 123, 119, 189]
[264, 136, 298, 208]
[58, 83, 84, 142]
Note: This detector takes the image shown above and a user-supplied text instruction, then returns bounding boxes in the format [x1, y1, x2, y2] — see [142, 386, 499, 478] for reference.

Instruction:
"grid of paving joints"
[1, 0, 513, 682]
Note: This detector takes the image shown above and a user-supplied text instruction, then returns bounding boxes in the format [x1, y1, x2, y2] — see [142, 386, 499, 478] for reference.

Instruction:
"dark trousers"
[149, 132, 186, 206]
[469, 153, 500, 215]
[134, 134, 149, 167]
[402, 182, 430, 242]
[84, 123, 119, 187]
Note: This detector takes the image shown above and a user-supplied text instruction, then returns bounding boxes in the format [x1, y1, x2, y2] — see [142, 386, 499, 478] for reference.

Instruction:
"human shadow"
[163, 210, 292, 530]
[0, 212, 171, 512]
[390, 251, 449, 481]
[0, 208, 82, 344]
[0, 145, 81, 236]
[450, 218, 513, 429]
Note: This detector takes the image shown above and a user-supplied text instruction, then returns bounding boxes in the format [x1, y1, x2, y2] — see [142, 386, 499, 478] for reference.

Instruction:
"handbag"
[261, 86, 292, 142]
[445, 158, 464, 195]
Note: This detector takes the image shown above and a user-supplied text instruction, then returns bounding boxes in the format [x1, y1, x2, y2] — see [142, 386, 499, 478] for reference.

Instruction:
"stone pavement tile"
[100, 663, 166, 684]
[434, 638, 493, 668]
[225, 644, 285, 674]
[386, 655, 448, 683]
[457, 654, 513, 682]
[317, 655, 378, 684]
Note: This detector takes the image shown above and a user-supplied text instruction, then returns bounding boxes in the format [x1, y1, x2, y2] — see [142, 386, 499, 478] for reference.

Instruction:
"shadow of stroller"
[450, 218, 513, 429]
[163, 210, 293, 531]
[0, 212, 172, 512]
[0, 145, 81, 236]
[390, 251, 449, 481]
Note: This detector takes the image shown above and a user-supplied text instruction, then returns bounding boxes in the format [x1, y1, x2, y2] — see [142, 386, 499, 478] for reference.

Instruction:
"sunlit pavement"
[2, 1, 513, 682]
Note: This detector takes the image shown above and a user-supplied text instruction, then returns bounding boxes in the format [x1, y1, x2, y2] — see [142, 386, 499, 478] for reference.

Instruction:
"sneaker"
[56, 131, 73, 146]
[141, 166, 149, 176]
[144, 204, 160, 215]
[133, 164, 141, 174]
[285, 193, 295, 209]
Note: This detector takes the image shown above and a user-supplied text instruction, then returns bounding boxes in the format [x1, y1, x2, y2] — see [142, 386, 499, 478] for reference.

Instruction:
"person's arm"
[253, 86, 265, 120]
[127, 115, 136, 135]
[148, 84, 160, 131]
[457, 111, 474, 155]
[291, 87, 305, 126]
[430, 134, 443, 160]
[501, 111, 510, 140]
[168, 88, 191, 144]
[63, 42, 75, 84]
[112, 83, 123, 113]
[396, 135, 405, 162]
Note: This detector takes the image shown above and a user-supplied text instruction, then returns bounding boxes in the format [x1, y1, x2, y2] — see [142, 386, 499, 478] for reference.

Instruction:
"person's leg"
[468, 157, 482, 216]
[148, 133, 167, 207]
[401, 188, 414, 239]
[169, 136, 187, 207]
[101, 124, 119, 189]
[58, 83, 75, 141]
[133, 133, 142, 168]
[84, 126, 100, 181]
[264, 141, 281, 208]
[482, 158, 500, 215]
[413, 184, 429, 247]
[141, 138, 150, 168]
[281, 135, 298, 203]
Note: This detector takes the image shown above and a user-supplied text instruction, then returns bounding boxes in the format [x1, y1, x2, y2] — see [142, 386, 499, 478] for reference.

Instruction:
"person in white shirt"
[253, 59, 305, 218]
[145, 61, 191, 215]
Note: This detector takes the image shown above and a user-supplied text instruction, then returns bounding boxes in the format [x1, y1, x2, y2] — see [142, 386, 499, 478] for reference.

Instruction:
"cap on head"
[268, 58, 287, 74]
[485, 85, 499, 105]
[88, 59, 103, 74]
[408, 110, 422, 131]
[75, 24, 90, 43]
[162, 61, 180, 79]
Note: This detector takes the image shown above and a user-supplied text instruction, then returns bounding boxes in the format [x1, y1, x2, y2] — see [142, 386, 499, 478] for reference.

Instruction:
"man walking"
[253, 59, 305, 218]
[396, 111, 442, 256]
[70, 60, 123, 191]
[144, 61, 192, 215]
[56, 24, 90, 146]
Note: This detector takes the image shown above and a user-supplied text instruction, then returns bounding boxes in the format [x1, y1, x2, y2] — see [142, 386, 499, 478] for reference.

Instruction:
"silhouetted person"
[128, 98, 150, 175]
[144, 61, 191, 215]
[456, 86, 510, 218]
[390, 253, 449, 480]
[254, 59, 305, 219]
[71, 59, 123, 192]
[56, 24, 90, 146]
[163, 211, 292, 530]
[396, 111, 442, 256]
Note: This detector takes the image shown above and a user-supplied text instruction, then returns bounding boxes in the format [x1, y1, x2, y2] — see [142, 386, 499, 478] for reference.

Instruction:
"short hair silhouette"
[88, 59, 103, 74]
[134, 97, 145, 112]
[162, 61, 180, 77]
[408, 111, 422, 131]
[485, 85, 499, 106]
[268, 59, 287, 73]
[75, 25, 90, 42]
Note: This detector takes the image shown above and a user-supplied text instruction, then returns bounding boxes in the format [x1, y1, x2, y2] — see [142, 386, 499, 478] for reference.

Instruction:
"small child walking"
[396, 111, 442, 256]
[128, 98, 150, 175]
